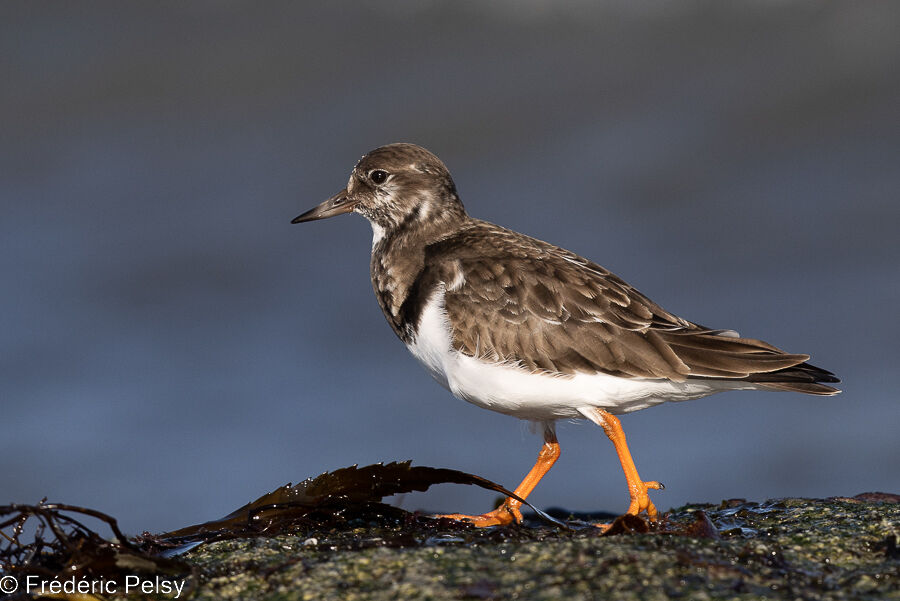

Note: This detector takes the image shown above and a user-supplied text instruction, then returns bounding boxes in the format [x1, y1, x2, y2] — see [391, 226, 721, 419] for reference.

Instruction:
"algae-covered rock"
[174, 496, 898, 601]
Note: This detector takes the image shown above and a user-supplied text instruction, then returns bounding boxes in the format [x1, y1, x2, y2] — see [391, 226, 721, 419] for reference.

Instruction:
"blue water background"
[2, 1, 898, 533]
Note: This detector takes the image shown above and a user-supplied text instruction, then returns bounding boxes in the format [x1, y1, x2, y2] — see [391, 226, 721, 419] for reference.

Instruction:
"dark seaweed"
[0, 501, 189, 583]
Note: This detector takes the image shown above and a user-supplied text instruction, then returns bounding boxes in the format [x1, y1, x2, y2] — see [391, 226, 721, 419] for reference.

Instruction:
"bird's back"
[400, 219, 839, 397]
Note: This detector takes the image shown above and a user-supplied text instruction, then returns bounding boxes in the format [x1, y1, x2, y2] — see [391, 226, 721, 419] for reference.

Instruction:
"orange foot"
[437, 427, 560, 528]
[436, 499, 522, 527]
[626, 478, 665, 520]
[596, 479, 665, 531]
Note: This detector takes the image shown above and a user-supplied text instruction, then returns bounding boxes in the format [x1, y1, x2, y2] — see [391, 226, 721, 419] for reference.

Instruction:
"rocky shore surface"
[173, 494, 898, 600]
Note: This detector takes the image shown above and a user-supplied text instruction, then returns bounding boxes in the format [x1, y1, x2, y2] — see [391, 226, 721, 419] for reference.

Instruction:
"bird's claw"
[627, 478, 663, 521]
[595, 478, 664, 530]
[435, 499, 522, 527]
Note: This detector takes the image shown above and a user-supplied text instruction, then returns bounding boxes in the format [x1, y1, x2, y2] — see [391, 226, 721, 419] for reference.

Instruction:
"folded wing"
[420, 221, 839, 395]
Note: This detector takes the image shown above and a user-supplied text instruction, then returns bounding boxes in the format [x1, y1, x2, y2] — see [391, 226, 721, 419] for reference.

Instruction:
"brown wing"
[424, 221, 828, 385]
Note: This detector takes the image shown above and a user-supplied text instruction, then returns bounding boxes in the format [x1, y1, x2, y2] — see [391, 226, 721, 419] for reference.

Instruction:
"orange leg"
[582, 408, 663, 523]
[438, 425, 559, 527]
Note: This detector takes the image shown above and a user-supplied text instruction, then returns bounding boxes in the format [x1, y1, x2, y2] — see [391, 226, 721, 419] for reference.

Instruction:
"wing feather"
[421, 221, 830, 385]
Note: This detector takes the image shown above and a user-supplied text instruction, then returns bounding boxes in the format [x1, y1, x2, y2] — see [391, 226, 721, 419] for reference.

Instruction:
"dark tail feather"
[741, 361, 841, 396]
[759, 381, 840, 395]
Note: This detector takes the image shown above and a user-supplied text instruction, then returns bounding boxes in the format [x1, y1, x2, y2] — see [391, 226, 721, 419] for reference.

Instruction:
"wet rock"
[177, 496, 899, 600]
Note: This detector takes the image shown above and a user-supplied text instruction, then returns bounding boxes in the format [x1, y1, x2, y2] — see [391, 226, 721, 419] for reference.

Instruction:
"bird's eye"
[369, 170, 389, 185]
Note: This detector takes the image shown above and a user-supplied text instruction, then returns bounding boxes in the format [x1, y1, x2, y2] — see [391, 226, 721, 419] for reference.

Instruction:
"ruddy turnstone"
[292, 143, 840, 527]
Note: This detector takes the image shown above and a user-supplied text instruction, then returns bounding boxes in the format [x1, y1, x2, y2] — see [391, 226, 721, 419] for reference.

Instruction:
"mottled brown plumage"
[401, 219, 837, 392]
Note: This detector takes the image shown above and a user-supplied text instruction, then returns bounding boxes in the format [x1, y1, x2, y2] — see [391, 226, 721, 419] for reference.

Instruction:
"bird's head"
[292, 143, 467, 237]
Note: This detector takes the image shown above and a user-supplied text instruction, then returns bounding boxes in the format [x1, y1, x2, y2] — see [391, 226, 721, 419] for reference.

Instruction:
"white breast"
[407, 288, 751, 421]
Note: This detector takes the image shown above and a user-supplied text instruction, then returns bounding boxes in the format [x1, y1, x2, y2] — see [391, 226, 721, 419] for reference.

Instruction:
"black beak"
[291, 189, 357, 223]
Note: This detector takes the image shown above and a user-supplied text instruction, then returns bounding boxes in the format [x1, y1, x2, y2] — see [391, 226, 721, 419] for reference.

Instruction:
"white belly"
[406, 289, 750, 421]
